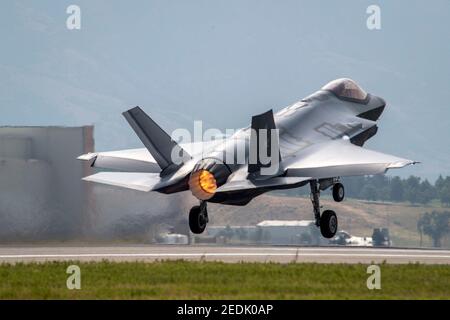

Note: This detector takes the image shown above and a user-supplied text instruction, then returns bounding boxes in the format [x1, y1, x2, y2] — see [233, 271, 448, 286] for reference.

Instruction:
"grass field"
[0, 261, 449, 299]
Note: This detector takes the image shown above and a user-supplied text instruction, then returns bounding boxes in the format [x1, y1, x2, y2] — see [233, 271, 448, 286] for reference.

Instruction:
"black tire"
[332, 183, 345, 202]
[189, 205, 207, 234]
[320, 210, 338, 238]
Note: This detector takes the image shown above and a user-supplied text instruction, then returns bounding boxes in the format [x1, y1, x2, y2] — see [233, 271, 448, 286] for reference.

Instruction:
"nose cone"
[357, 95, 386, 121]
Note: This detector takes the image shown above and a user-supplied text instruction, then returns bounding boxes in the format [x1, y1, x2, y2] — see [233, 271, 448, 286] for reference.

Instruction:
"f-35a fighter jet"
[78, 78, 416, 238]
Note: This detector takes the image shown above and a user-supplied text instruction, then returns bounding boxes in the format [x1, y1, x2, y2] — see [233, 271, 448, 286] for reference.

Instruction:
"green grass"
[0, 261, 449, 299]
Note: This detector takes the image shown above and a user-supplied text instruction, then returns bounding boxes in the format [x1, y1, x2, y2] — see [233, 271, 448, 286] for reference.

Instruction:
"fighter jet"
[78, 78, 416, 238]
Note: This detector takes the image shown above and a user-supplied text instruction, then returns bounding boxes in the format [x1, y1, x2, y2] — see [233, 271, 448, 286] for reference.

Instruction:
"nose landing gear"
[310, 180, 338, 238]
[189, 201, 208, 234]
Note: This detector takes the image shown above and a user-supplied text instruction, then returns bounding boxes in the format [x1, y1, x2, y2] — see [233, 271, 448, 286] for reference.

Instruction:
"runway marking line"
[221, 247, 450, 254]
[0, 253, 449, 259]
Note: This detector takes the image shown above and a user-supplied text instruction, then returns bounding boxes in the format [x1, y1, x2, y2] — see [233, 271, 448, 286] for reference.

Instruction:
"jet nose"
[376, 96, 387, 110]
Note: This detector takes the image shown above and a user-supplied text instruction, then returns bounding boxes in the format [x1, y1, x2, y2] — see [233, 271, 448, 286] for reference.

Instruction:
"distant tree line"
[417, 211, 450, 247]
[341, 175, 450, 205]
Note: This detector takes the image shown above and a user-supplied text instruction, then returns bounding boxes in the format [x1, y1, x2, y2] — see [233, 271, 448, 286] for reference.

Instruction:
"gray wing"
[283, 139, 416, 179]
[216, 140, 414, 193]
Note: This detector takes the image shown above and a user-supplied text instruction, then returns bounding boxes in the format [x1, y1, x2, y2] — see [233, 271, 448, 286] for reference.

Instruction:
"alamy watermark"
[366, 265, 381, 290]
[66, 5, 81, 30]
[366, 5, 381, 30]
[170, 122, 281, 176]
[66, 265, 81, 290]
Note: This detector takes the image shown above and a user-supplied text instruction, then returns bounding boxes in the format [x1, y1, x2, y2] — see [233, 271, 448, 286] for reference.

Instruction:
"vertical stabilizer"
[122, 107, 190, 174]
[248, 109, 282, 175]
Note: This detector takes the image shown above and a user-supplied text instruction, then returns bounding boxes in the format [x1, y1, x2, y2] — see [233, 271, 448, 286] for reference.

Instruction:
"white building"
[256, 220, 324, 245]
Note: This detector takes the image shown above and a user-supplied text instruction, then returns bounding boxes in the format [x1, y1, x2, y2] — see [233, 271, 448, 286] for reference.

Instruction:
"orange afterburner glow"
[199, 170, 217, 193]
[188, 170, 217, 200]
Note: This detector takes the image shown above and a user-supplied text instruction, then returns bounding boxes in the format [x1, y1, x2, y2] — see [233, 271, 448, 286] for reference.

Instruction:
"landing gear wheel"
[320, 210, 338, 238]
[189, 205, 208, 234]
[332, 183, 345, 202]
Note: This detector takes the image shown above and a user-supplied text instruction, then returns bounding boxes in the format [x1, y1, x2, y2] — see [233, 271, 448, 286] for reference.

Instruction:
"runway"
[0, 245, 449, 264]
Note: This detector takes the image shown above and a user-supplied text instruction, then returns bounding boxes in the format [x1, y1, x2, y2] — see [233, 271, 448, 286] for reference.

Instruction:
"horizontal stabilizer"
[77, 148, 160, 173]
[82, 160, 196, 192]
[82, 172, 163, 192]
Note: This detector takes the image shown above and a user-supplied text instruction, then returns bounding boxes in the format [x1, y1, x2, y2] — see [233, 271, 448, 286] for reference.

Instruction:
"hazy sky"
[0, 0, 449, 180]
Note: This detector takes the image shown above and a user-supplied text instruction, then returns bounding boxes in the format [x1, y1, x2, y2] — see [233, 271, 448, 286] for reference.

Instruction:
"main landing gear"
[188, 180, 344, 237]
[332, 182, 345, 202]
[310, 180, 340, 238]
[189, 201, 208, 234]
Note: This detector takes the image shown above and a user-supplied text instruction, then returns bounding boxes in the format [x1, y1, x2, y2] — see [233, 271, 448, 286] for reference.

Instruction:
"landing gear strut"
[310, 180, 338, 238]
[189, 201, 208, 234]
[310, 181, 321, 227]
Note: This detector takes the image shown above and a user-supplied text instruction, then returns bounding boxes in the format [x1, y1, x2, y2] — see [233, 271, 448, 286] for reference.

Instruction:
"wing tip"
[387, 159, 420, 169]
[77, 152, 97, 161]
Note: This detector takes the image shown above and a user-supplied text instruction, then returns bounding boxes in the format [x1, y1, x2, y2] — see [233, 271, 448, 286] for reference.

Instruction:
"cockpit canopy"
[322, 78, 368, 101]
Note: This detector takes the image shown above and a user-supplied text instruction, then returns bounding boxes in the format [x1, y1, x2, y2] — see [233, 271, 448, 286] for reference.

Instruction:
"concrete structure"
[0, 126, 93, 240]
[0, 126, 190, 242]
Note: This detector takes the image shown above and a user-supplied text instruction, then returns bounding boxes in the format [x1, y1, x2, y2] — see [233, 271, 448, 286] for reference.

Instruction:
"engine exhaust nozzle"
[188, 158, 231, 200]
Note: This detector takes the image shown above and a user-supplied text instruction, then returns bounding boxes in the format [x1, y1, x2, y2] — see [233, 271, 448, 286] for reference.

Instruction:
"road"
[0, 245, 449, 264]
